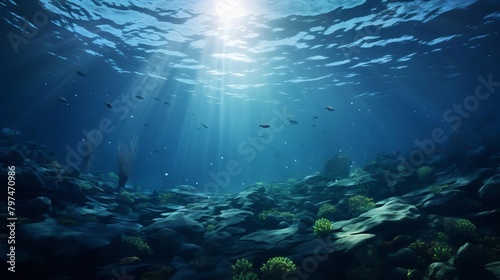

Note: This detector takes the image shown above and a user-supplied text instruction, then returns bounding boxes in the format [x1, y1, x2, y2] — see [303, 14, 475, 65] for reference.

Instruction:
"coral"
[258, 208, 294, 223]
[154, 192, 183, 204]
[231, 258, 254, 275]
[233, 272, 259, 280]
[265, 183, 290, 197]
[317, 203, 338, 219]
[432, 244, 453, 261]
[118, 191, 134, 204]
[443, 218, 477, 243]
[477, 236, 500, 260]
[313, 218, 333, 237]
[260, 256, 296, 280]
[348, 195, 375, 216]
[122, 236, 153, 256]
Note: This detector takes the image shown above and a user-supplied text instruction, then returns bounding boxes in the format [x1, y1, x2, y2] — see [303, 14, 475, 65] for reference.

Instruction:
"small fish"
[164, 102, 170, 105]
[312, 124, 317, 127]
[153, 97, 160, 100]
[57, 96, 67, 103]
[259, 124, 271, 128]
[202, 123, 209, 129]
[288, 119, 299, 124]
[135, 95, 144, 100]
[143, 124, 149, 126]
[325, 105, 335, 111]
[117, 256, 141, 265]
[105, 102, 112, 108]
[313, 116, 319, 119]
[76, 71, 86, 76]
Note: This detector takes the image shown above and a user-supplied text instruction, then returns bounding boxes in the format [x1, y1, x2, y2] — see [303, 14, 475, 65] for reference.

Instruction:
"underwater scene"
[1, 0, 500, 279]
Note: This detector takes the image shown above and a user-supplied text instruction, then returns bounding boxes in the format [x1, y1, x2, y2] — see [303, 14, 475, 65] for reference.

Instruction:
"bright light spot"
[220, 156, 224, 160]
[294, 159, 297, 162]
[165, 173, 169, 176]
[131, 115, 134, 118]
[284, 141, 287, 145]
[215, 0, 246, 24]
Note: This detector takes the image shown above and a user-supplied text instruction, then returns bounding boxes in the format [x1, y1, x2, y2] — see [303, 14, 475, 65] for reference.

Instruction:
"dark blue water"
[1, 0, 499, 192]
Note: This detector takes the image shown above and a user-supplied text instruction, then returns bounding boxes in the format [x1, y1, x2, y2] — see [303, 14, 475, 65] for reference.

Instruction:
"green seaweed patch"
[443, 217, 477, 243]
[313, 218, 333, 237]
[260, 256, 296, 280]
[432, 244, 453, 262]
[117, 191, 134, 204]
[317, 203, 338, 219]
[231, 258, 254, 276]
[122, 236, 153, 256]
[154, 192, 183, 205]
[257, 208, 294, 223]
[348, 195, 375, 216]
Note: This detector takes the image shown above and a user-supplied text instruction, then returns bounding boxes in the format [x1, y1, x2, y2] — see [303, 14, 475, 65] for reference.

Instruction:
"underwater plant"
[443, 217, 477, 243]
[348, 195, 375, 216]
[231, 258, 254, 276]
[317, 203, 338, 219]
[117, 191, 134, 204]
[258, 208, 295, 223]
[117, 135, 138, 192]
[233, 272, 259, 280]
[313, 218, 333, 237]
[260, 256, 297, 280]
[122, 235, 153, 256]
[432, 244, 453, 262]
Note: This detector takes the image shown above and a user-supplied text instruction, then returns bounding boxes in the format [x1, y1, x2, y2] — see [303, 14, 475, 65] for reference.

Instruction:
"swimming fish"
[117, 256, 140, 265]
[57, 96, 67, 103]
[164, 102, 170, 105]
[105, 102, 112, 108]
[325, 106, 334, 111]
[288, 119, 299, 124]
[313, 116, 319, 119]
[259, 124, 271, 128]
[153, 97, 160, 100]
[201, 123, 209, 129]
[76, 71, 86, 76]
[135, 95, 144, 100]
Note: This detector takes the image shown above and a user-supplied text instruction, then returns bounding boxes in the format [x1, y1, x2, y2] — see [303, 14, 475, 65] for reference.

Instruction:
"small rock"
[17, 197, 52, 218]
[478, 174, 500, 208]
[203, 231, 233, 254]
[386, 248, 418, 268]
[0, 148, 25, 165]
[426, 262, 456, 280]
